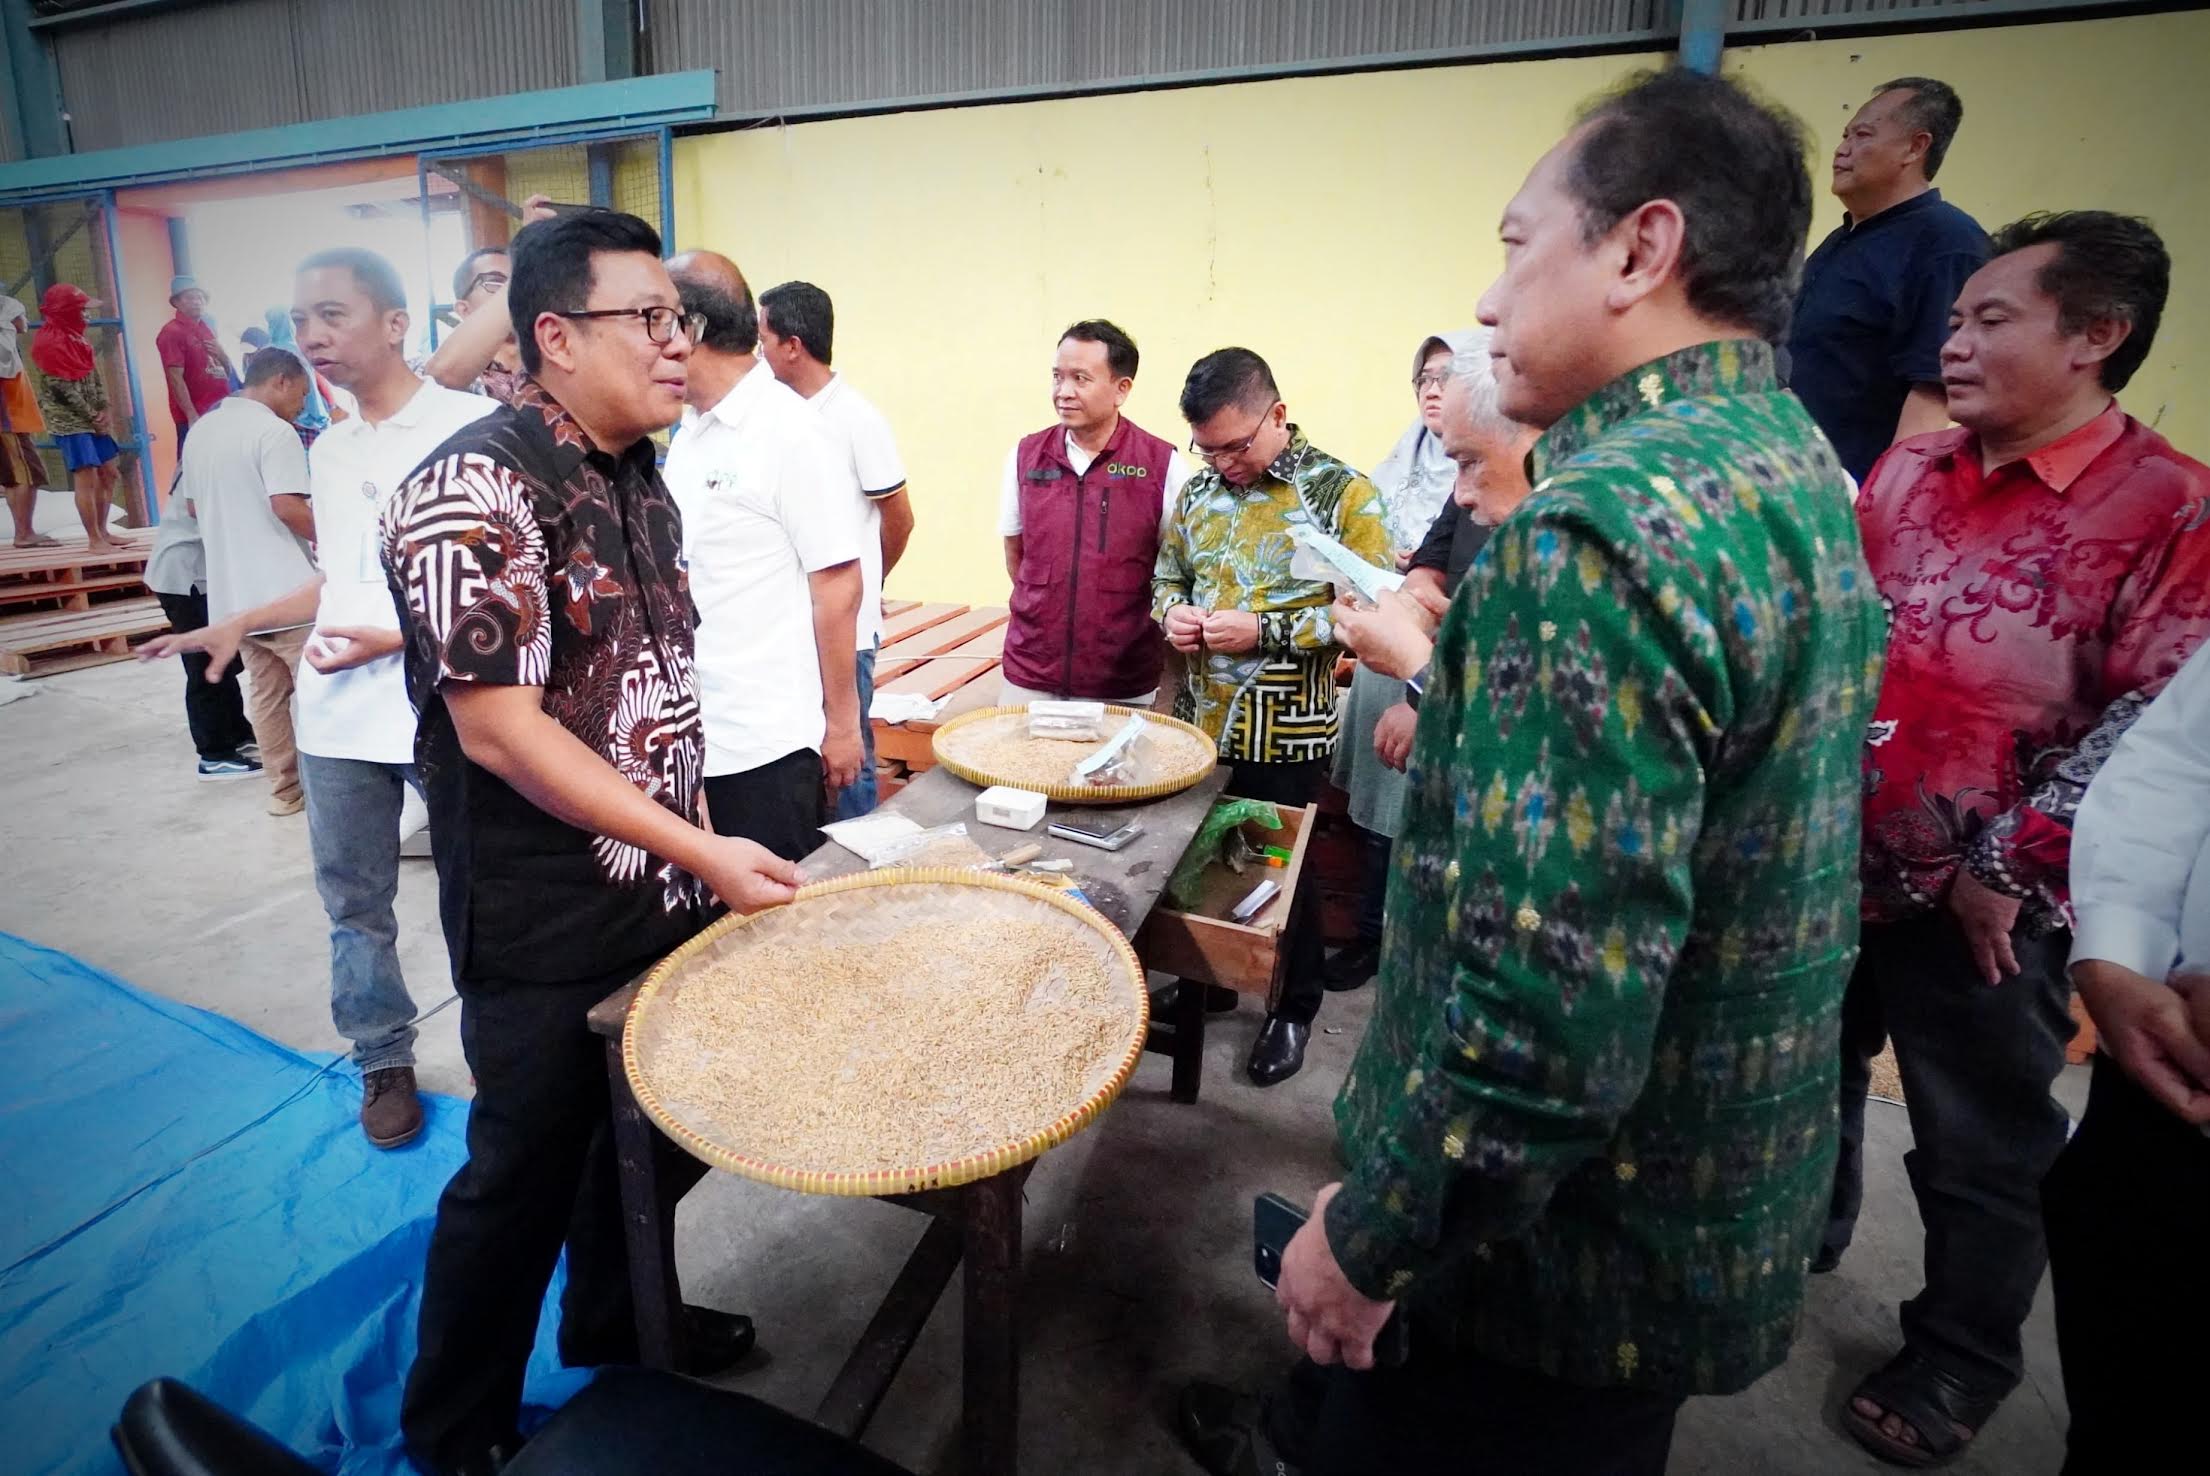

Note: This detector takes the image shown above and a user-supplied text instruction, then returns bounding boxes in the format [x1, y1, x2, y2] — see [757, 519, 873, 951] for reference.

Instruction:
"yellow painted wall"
[675, 10, 2208, 605]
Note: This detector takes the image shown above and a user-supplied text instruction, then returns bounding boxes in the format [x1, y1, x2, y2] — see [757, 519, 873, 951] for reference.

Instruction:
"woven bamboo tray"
[929, 704, 1218, 804]
[622, 868, 1149, 1197]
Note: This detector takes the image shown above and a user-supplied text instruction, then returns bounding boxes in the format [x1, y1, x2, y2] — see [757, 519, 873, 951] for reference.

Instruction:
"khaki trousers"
[239, 625, 309, 804]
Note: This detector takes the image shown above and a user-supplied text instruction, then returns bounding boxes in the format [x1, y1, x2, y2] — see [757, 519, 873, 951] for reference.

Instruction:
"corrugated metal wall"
[1730, 0, 2132, 30]
[643, 0, 1668, 118]
[51, 0, 580, 152]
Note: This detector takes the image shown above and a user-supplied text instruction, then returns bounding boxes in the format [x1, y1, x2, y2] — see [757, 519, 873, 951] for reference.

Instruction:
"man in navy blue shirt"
[1787, 77, 1989, 482]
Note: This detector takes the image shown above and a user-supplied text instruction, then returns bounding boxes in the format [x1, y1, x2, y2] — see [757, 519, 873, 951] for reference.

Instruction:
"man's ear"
[1605, 198, 1688, 316]
[533, 313, 573, 374]
[387, 309, 410, 349]
[2073, 314, 2134, 379]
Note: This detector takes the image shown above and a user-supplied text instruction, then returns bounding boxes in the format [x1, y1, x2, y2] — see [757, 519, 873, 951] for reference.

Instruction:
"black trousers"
[2044, 1052, 2210, 1475]
[1226, 758, 1327, 1024]
[1825, 911, 2075, 1393]
[155, 588, 253, 760]
[401, 963, 648, 1472]
[1275, 1346, 1681, 1476]
[703, 747, 826, 863]
[1353, 823, 1390, 947]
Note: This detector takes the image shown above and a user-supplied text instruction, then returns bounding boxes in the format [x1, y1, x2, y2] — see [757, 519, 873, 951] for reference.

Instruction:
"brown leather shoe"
[362, 1066, 424, 1148]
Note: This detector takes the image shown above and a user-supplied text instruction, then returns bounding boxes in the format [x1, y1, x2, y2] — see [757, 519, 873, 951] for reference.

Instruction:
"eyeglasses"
[1413, 370, 1450, 391]
[1188, 403, 1282, 465]
[554, 306, 707, 347]
[463, 272, 509, 298]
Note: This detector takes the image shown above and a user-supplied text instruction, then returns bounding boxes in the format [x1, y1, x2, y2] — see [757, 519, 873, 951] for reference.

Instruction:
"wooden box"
[1135, 800, 1317, 1003]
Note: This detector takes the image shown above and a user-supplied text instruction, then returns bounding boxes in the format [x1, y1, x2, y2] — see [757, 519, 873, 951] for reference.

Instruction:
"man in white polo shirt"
[184, 348, 317, 815]
[758, 279, 910, 820]
[144, 248, 495, 1148]
[668, 252, 864, 860]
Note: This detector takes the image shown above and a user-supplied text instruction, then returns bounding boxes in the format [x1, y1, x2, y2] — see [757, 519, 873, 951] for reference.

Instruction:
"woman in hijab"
[1324, 328, 1483, 991]
[31, 283, 127, 550]
[262, 306, 343, 444]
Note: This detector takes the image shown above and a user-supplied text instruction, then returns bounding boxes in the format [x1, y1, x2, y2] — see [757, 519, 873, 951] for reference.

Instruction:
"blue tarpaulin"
[0, 933, 590, 1475]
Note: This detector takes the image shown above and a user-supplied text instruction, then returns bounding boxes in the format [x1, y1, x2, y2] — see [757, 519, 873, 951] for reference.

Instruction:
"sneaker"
[267, 791, 305, 817]
[361, 1066, 424, 1148]
[196, 754, 262, 782]
[237, 740, 262, 761]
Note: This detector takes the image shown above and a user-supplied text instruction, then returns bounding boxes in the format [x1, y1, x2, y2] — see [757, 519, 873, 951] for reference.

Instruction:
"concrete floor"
[0, 658, 2084, 1475]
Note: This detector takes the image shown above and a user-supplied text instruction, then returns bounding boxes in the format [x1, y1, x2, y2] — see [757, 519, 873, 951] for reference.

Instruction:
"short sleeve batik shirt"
[382, 375, 711, 985]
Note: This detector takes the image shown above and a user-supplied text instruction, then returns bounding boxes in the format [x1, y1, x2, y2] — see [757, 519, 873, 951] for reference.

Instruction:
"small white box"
[974, 785, 1049, 832]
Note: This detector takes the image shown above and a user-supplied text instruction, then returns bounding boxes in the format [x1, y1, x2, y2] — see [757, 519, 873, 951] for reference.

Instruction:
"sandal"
[1843, 1348, 2004, 1468]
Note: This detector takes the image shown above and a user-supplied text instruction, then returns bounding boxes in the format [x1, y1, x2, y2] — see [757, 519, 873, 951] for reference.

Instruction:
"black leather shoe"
[1811, 1245, 1844, 1274]
[1321, 940, 1380, 993]
[1177, 1381, 1258, 1476]
[677, 1304, 757, 1376]
[1149, 982, 1241, 1018]
[1246, 1016, 1309, 1086]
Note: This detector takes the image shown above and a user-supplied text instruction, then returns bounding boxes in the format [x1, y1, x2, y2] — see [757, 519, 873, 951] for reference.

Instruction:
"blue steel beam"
[0, 70, 715, 200]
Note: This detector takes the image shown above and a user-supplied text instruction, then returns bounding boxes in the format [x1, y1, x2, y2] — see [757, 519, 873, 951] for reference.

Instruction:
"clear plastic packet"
[1072, 714, 1151, 787]
[1289, 523, 1405, 607]
[868, 821, 995, 871]
[1027, 699, 1108, 741]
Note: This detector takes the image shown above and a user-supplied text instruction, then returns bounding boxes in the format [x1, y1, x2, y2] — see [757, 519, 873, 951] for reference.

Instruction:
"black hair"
[1060, 319, 1139, 380]
[451, 244, 511, 300]
[1179, 347, 1279, 425]
[759, 281, 834, 366]
[1873, 76, 1964, 181]
[507, 210, 663, 374]
[297, 246, 409, 315]
[1988, 211, 2169, 392]
[243, 346, 307, 387]
[673, 270, 759, 356]
[1564, 68, 1813, 344]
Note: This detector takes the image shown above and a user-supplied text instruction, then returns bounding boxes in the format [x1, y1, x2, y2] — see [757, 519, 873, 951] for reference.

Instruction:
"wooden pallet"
[869, 601, 1009, 770]
[0, 531, 153, 617]
[0, 595, 169, 677]
[0, 569, 149, 612]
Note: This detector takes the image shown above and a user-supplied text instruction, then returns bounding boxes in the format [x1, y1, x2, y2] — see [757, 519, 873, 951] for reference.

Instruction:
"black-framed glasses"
[463, 271, 509, 298]
[554, 306, 706, 346]
[1188, 402, 1282, 465]
[1413, 369, 1450, 391]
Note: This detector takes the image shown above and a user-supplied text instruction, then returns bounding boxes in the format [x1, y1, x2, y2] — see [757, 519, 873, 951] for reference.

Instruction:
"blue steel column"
[1, 0, 68, 158]
[1677, 0, 1727, 75]
[576, 0, 637, 83]
[101, 192, 158, 524]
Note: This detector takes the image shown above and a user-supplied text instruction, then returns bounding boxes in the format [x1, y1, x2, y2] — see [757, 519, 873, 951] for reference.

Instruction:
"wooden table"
[586, 763, 1227, 1474]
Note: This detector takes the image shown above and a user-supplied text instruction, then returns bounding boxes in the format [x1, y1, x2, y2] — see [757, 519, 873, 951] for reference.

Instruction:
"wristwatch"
[1404, 661, 1430, 711]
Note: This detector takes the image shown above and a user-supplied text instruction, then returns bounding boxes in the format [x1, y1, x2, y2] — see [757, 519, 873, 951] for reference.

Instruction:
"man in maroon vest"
[999, 319, 1196, 704]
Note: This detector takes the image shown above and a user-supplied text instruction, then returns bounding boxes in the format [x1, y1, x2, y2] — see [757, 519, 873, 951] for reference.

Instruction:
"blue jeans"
[831, 643, 879, 820]
[301, 752, 422, 1072]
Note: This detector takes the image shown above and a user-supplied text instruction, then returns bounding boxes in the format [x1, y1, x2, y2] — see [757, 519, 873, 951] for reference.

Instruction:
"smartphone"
[1254, 1191, 1305, 1289]
[1048, 814, 1144, 851]
[539, 201, 604, 217]
[1253, 1191, 1413, 1367]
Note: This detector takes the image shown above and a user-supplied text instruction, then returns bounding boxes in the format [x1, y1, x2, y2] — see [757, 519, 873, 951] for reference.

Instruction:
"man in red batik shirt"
[1828, 210, 2210, 1469]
